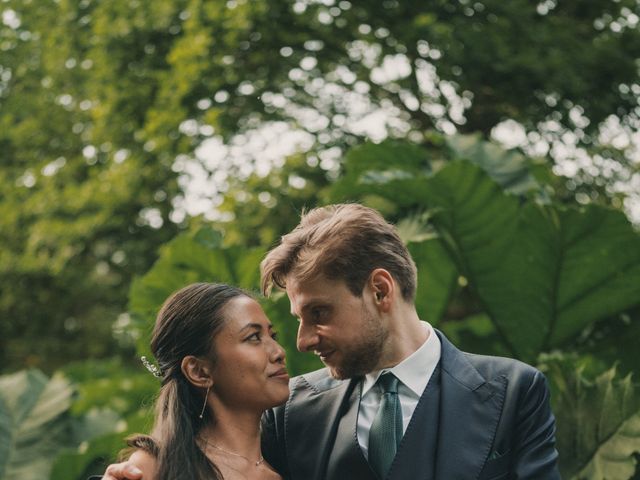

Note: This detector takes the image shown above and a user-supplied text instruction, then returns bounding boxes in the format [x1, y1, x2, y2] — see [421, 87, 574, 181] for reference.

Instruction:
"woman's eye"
[271, 331, 279, 341]
[246, 332, 261, 342]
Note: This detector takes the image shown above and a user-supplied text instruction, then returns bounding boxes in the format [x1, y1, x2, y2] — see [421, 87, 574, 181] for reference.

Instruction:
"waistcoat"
[324, 364, 442, 480]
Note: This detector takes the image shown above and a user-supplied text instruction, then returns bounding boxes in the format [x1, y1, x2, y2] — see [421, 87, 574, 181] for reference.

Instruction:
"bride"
[112, 282, 289, 480]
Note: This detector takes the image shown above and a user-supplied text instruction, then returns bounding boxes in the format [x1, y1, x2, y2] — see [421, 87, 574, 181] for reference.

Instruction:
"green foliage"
[541, 355, 640, 479]
[0, 0, 179, 372]
[0, 370, 74, 480]
[407, 236, 458, 326]
[0, 364, 156, 480]
[423, 164, 640, 361]
[215, 152, 331, 247]
[62, 358, 158, 418]
[51, 359, 158, 479]
[26, 0, 633, 149]
[128, 225, 266, 358]
[445, 133, 544, 198]
[329, 133, 545, 211]
[578, 308, 640, 378]
[2, 0, 639, 374]
[49, 407, 152, 480]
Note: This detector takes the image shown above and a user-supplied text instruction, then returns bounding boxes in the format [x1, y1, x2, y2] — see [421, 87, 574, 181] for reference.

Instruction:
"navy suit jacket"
[261, 330, 561, 479]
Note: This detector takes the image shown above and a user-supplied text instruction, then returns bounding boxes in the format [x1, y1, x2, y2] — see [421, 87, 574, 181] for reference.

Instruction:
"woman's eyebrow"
[237, 322, 274, 333]
[238, 323, 263, 333]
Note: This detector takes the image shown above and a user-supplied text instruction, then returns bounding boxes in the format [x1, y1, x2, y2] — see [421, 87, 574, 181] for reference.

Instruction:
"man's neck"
[376, 306, 428, 369]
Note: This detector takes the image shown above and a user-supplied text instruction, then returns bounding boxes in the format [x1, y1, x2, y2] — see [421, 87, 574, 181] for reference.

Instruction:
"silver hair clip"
[141, 356, 163, 379]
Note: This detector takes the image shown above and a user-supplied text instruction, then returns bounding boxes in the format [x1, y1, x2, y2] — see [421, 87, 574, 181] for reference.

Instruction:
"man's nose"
[296, 321, 319, 352]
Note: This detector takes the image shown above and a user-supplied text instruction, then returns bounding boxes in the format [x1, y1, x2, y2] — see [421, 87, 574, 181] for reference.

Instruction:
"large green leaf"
[576, 413, 640, 480]
[50, 359, 159, 480]
[329, 134, 544, 213]
[394, 211, 459, 326]
[61, 358, 158, 418]
[412, 161, 531, 355]
[329, 139, 436, 210]
[419, 161, 640, 360]
[548, 207, 640, 346]
[50, 409, 151, 480]
[541, 356, 640, 479]
[445, 133, 543, 196]
[438, 313, 512, 358]
[0, 370, 74, 480]
[408, 237, 458, 326]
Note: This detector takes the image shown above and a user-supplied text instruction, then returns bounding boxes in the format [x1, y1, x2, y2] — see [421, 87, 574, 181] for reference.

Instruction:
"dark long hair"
[128, 282, 247, 480]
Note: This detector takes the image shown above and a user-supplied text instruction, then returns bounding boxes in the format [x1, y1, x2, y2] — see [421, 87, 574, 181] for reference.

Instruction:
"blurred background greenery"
[1, 0, 640, 478]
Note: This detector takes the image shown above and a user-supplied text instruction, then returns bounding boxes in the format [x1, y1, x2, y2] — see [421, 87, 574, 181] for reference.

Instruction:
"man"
[102, 203, 560, 479]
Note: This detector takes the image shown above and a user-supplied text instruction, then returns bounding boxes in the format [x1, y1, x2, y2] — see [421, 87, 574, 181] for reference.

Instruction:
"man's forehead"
[286, 276, 340, 313]
[286, 272, 340, 295]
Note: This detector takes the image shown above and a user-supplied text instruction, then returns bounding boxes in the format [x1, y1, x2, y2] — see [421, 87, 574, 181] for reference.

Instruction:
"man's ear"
[181, 355, 213, 388]
[369, 268, 394, 311]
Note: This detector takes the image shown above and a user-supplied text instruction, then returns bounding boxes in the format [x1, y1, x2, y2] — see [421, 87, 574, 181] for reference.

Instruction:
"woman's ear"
[181, 355, 213, 388]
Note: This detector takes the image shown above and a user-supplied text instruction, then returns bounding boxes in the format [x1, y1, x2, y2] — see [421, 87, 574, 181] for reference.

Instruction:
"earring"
[199, 385, 211, 419]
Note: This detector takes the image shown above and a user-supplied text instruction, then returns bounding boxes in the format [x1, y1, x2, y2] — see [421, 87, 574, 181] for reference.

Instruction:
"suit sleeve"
[512, 370, 561, 479]
[261, 406, 291, 479]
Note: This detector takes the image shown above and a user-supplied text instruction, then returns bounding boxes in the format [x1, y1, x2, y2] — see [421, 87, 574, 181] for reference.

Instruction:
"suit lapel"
[285, 371, 358, 480]
[388, 365, 441, 480]
[434, 331, 507, 479]
[325, 381, 377, 480]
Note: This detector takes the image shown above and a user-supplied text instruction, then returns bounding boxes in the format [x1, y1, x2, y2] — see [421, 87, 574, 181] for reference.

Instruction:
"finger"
[104, 462, 143, 480]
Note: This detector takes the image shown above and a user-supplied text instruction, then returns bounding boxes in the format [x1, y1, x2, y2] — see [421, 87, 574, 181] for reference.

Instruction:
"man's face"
[286, 274, 387, 379]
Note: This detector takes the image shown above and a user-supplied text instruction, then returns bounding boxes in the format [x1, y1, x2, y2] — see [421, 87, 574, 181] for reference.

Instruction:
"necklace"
[203, 439, 265, 467]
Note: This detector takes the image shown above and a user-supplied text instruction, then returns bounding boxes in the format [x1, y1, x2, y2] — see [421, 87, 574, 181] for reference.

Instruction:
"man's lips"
[269, 368, 289, 380]
[316, 350, 335, 362]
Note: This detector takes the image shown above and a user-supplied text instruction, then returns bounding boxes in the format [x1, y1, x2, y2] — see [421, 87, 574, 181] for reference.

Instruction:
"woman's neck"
[201, 406, 263, 458]
[200, 404, 281, 479]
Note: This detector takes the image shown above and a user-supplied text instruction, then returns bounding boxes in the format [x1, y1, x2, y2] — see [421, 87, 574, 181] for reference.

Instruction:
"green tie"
[368, 372, 403, 480]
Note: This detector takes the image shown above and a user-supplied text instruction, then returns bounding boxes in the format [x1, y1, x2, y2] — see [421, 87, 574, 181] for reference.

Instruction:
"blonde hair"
[261, 204, 417, 300]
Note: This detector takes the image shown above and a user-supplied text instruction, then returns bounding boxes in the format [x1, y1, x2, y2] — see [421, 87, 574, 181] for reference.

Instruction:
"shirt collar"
[361, 322, 441, 397]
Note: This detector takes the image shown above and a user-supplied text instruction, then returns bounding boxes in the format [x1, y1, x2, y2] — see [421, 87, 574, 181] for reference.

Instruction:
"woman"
[124, 282, 289, 480]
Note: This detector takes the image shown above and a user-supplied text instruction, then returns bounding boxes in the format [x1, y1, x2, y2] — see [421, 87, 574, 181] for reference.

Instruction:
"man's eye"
[271, 331, 279, 341]
[246, 332, 261, 342]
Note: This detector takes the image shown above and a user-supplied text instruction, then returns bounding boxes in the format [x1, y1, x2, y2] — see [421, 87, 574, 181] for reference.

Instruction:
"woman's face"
[209, 295, 289, 411]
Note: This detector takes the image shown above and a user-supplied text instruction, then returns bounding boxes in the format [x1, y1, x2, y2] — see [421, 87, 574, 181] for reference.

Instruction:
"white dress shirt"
[357, 321, 441, 458]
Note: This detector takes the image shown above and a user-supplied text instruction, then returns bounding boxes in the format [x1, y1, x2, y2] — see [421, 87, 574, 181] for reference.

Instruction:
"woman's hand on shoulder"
[102, 452, 156, 480]
[128, 450, 157, 479]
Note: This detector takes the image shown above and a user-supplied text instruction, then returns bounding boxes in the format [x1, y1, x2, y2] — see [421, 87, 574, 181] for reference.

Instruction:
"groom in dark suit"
[102, 203, 560, 479]
[259, 203, 560, 480]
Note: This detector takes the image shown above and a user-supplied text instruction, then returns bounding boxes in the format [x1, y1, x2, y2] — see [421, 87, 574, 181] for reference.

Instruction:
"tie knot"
[377, 372, 399, 394]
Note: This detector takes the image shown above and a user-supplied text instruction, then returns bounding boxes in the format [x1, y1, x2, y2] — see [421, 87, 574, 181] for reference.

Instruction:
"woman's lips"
[269, 368, 290, 381]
